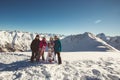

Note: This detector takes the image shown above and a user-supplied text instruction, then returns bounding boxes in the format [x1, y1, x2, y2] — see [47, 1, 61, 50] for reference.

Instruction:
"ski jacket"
[54, 39, 61, 52]
[39, 39, 47, 48]
[31, 39, 40, 51]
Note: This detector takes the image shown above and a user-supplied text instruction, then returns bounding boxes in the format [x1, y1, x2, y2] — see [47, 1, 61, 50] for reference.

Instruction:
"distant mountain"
[0, 30, 64, 52]
[0, 30, 119, 52]
[97, 33, 120, 51]
[96, 33, 110, 42]
[61, 32, 118, 52]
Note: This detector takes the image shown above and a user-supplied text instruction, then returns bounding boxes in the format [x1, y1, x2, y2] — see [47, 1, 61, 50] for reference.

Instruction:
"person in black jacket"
[30, 35, 40, 62]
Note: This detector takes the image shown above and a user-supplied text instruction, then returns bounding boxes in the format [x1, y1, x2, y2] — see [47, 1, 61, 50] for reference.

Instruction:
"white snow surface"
[0, 52, 120, 80]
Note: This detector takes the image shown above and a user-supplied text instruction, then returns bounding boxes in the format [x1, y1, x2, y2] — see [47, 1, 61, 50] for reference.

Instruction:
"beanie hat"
[36, 35, 39, 37]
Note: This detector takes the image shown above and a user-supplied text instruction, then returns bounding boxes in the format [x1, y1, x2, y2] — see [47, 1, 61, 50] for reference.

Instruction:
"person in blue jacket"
[54, 35, 62, 64]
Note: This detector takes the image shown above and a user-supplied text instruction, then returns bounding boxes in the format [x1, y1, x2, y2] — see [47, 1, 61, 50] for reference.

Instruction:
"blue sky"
[0, 0, 120, 36]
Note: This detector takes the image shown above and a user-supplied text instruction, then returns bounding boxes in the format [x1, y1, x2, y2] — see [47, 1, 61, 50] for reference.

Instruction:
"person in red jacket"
[36, 37, 47, 61]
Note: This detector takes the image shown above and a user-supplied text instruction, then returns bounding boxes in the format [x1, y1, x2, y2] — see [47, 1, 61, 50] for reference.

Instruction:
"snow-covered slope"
[0, 30, 64, 52]
[107, 36, 120, 51]
[0, 52, 120, 80]
[97, 33, 120, 51]
[61, 32, 118, 52]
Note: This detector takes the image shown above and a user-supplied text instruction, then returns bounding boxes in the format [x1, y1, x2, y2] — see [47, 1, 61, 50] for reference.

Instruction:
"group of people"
[30, 35, 62, 64]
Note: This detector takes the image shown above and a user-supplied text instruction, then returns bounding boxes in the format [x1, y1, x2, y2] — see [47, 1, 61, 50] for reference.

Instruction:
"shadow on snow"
[0, 60, 54, 71]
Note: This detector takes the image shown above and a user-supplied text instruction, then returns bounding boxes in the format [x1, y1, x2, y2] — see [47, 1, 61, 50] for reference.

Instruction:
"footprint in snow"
[107, 74, 120, 80]
[92, 69, 101, 77]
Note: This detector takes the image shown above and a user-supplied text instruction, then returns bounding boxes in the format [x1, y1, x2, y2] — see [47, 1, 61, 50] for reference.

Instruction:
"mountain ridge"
[0, 30, 119, 52]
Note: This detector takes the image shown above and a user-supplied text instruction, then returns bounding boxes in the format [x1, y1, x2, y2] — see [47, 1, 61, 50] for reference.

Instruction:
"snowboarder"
[30, 35, 40, 62]
[54, 36, 62, 64]
[37, 37, 47, 61]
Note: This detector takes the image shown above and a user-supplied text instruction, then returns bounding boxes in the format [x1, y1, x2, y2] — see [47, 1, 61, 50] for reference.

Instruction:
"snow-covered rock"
[61, 32, 118, 52]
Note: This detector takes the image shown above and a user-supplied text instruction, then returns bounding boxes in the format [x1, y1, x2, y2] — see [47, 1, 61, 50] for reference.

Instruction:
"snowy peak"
[97, 33, 106, 37]
[96, 33, 106, 39]
[96, 33, 110, 42]
[83, 32, 95, 37]
[81, 32, 97, 40]
[61, 32, 119, 52]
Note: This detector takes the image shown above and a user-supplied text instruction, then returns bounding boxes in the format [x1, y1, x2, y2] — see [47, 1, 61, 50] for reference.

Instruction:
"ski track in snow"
[0, 52, 120, 80]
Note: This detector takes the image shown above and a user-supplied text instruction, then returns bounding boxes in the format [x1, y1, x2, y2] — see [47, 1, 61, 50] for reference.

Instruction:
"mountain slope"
[97, 33, 120, 51]
[108, 36, 120, 50]
[61, 32, 118, 52]
[0, 30, 64, 52]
